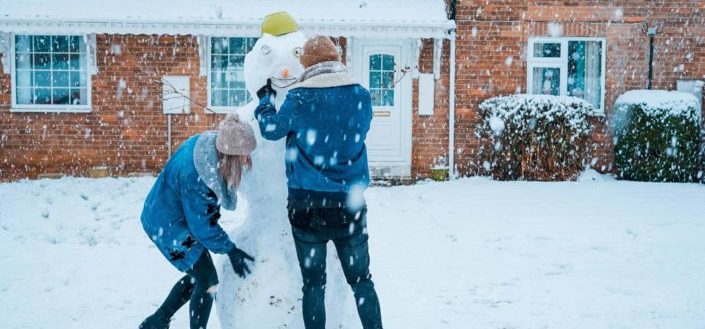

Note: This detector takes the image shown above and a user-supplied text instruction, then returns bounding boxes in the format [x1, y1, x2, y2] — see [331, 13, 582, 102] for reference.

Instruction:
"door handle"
[373, 111, 391, 117]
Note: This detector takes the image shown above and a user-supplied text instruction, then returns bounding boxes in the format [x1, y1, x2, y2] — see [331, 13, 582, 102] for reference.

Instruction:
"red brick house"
[0, 0, 703, 181]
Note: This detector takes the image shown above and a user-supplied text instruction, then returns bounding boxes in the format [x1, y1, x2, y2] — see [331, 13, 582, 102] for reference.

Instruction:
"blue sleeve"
[180, 182, 235, 254]
[254, 92, 299, 141]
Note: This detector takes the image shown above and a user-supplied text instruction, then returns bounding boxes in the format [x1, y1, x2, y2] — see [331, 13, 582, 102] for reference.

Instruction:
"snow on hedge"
[479, 94, 595, 136]
[615, 90, 700, 118]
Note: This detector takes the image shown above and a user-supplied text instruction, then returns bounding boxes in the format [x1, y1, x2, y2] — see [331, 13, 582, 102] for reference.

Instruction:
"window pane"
[16, 70, 32, 87]
[34, 71, 51, 87]
[34, 88, 51, 104]
[33, 54, 51, 69]
[382, 55, 395, 71]
[369, 72, 381, 88]
[370, 55, 381, 70]
[52, 36, 69, 52]
[70, 88, 87, 105]
[533, 42, 561, 58]
[531, 67, 560, 95]
[568, 40, 602, 109]
[69, 36, 82, 52]
[16, 88, 32, 104]
[212, 37, 228, 54]
[383, 90, 394, 106]
[382, 72, 394, 89]
[33, 36, 50, 52]
[52, 71, 69, 87]
[370, 89, 382, 106]
[52, 54, 69, 70]
[15, 35, 32, 53]
[52, 88, 70, 105]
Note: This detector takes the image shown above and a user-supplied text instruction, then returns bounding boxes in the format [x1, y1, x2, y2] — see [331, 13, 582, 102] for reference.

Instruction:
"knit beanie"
[216, 114, 257, 156]
[300, 36, 341, 68]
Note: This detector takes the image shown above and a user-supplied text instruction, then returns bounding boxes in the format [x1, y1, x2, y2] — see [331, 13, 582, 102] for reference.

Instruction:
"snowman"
[216, 12, 356, 329]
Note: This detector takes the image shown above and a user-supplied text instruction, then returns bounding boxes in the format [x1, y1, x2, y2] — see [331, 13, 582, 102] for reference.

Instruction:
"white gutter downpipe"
[448, 29, 457, 179]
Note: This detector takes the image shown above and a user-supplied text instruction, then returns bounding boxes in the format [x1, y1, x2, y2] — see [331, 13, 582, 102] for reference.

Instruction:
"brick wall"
[454, 0, 705, 176]
[411, 39, 451, 178]
[0, 35, 223, 180]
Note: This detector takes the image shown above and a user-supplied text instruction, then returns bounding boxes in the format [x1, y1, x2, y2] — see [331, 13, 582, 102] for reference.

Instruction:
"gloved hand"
[227, 246, 255, 278]
[256, 79, 277, 99]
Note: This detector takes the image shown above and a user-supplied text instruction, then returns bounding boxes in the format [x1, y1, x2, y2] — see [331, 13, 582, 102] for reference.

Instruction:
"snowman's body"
[216, 32, 356, 329]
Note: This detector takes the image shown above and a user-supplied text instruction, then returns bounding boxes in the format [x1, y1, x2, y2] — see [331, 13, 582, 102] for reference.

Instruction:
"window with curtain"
[209, 37, 257, 108]
[14, 35, 89, 108]
[527, 38, 605, 111]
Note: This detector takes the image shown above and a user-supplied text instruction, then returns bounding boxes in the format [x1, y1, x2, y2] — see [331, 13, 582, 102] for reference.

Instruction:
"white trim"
[10, 33, 93, 113]
[0, 32, 11, 73]
[433, 38, 442, 80]
[527, 37, 607, 111]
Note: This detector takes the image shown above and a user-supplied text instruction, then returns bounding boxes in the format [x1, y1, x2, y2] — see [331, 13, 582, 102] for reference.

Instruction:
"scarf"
[298, 61, 348, 83]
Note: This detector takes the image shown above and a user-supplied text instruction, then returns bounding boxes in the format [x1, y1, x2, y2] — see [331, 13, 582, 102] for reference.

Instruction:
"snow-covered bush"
[613, 90, 703, 182]
[478, 94, 595, 181]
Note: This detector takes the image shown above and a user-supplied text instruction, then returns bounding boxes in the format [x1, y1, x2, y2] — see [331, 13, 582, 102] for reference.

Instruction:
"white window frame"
[206, 36, 255, 114]
[10, 33, 93, 113]
[527, 37, 606, 112]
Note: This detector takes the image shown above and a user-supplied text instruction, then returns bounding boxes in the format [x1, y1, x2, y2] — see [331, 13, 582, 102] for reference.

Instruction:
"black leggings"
[152, 251, 219, 329]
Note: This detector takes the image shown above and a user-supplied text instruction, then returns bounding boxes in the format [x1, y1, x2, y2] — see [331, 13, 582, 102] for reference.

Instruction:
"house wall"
[454, 0, 705, 176]
[0, 33, 449, 181]
[0, 35, 222, 180]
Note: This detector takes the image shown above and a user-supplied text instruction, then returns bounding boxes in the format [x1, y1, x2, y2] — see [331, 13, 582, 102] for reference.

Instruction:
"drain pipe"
[647, 26, 657, 89]
[448, 29, 457, 179]
[167, 114, 172, 157]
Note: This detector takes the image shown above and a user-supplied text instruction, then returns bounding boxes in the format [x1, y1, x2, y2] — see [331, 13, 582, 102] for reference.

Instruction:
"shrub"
[478, 94, 595, 181]
[613, 90, 702, 182]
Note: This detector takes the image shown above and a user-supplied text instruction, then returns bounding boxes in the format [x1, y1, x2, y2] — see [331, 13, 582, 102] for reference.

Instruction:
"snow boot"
[139, 314, 170, 329]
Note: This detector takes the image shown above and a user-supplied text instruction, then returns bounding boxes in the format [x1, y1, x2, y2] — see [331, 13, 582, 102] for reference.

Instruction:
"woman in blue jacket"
[139, 115, 256, 329]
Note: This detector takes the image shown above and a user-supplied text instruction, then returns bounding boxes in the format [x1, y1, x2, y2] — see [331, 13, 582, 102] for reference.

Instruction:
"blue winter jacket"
[141, 133, 236, 272]
[255, 71, 372, 207]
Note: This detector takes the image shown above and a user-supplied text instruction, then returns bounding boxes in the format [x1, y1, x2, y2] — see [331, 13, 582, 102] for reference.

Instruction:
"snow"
[0, 0, 454, 38]
[1, 176, 704, 329]
[615, 90, 699, 117]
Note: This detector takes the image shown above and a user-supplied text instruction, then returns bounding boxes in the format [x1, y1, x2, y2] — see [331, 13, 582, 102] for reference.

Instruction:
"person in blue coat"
[139, 114, 257, 329]
[255, 35, 383, 329]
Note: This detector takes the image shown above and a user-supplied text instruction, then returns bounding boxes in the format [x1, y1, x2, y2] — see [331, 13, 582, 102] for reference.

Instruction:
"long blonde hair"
[218, 152, 252, 190]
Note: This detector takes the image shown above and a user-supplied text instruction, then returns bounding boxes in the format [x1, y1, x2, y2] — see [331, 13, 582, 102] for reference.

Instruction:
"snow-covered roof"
[0, 0, 455, 39]
[615, 90, 700, 117]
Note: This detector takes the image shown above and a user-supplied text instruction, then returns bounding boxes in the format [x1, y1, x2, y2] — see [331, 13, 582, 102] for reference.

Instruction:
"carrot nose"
[281, 68, 290, 79]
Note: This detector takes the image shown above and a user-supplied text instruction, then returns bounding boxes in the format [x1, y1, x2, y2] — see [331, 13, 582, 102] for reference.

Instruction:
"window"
[369, 54, 395, 107]
[209, 37, 257, 110]
[527, 37, 605, 111]
[13, 35, 90, 111]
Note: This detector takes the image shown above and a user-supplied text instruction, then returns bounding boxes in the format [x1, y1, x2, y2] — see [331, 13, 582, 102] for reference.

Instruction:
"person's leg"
[333, 211, 383, 329]
[291, 224, 329, 329]
[140, 275, 194, 328]
[186, 251, 219, 329]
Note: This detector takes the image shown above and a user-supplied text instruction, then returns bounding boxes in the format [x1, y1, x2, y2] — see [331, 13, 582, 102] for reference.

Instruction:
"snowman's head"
[244, 31, 307, 98]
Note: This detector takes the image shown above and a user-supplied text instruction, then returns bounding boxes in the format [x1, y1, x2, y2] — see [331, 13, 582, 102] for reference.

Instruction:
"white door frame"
[349, 38, 413, 177]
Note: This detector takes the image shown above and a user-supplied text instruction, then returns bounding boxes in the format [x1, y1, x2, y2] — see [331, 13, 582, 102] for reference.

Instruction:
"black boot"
[139, 314, 170, 329]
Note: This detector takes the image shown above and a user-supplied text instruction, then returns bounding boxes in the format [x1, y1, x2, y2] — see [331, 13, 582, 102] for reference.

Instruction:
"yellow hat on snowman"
[261, 11, 298, 36]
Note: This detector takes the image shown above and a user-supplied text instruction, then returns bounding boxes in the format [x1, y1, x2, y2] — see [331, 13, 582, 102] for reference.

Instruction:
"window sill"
[206, 106, 242, 114]
[10, 107, 93, 114]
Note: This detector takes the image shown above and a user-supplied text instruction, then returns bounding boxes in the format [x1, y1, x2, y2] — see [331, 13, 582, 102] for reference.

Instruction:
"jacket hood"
[193, 132, 238, 210]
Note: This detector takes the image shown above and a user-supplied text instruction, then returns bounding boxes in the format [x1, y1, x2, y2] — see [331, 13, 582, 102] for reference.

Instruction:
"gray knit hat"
[216, 114, 257, 155]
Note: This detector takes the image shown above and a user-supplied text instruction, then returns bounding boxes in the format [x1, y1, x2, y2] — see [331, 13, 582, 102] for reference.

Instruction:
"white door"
[350, 39, 413, 177]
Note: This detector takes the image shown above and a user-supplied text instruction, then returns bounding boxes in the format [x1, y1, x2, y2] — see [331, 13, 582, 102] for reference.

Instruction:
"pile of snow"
[615, 90, 700, 118]
[1, 177, 705, 328]
[479, 94, 596, 135]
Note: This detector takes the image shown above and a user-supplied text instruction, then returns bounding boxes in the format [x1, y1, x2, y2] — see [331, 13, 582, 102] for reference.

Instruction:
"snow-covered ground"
[1, 174, 704, 329]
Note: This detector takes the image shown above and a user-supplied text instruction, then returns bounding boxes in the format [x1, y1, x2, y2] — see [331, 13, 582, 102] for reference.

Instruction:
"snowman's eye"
[293, 47, 303, 58]
[261, 45, 272, 55]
